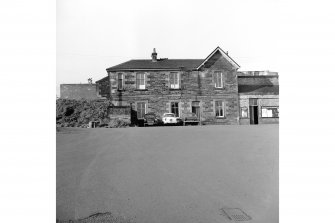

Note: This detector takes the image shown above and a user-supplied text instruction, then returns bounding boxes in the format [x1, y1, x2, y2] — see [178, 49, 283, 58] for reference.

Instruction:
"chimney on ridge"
[151, 48, 157, 62]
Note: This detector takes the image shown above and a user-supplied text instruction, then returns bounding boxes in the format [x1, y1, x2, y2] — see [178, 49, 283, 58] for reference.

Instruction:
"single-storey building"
[96, 47, 279, 125]
[237, 74, 279, 124]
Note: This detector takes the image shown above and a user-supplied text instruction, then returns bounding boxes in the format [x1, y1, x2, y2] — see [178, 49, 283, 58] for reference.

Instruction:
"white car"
[162, 113, 183, 125]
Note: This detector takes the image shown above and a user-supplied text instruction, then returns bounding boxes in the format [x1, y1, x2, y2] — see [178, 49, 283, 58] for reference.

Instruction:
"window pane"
[137, 102, 146, 118]
[136, 73, 145, 89]
[261, 107, 279, 118]
[214, 72, 222, 88]
[215, 100, 223, 117]
[171, 102, 179, 117]
[170, 73, 179, 88]
[136, 74, 140, 88]
[118, 74, 123, 89]
[241, 107, 248, 118]
[249, 99, 258, 106]
[214, 73, 217, 87]
[218, 73, 222, 87]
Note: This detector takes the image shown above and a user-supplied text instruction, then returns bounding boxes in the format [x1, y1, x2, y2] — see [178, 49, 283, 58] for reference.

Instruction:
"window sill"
[261, 117, 279, 118]
[134, 89, 148, 91]
[215, 116, 226, 119]
[169, 88, 181, 90]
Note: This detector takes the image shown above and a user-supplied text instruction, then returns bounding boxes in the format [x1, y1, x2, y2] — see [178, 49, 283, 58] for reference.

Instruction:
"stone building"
[96, 47, 279, 125]
[238, 74, 279, 124]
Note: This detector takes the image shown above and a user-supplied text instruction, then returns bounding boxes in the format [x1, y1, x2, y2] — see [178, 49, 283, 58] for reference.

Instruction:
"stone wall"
[60, 84, 101, 100]
[96, 77, 110, 98]
[107, 55, 239, 125]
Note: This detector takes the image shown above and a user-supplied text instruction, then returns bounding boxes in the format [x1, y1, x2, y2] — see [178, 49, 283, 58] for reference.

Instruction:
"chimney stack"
[151, 48, 157, 62]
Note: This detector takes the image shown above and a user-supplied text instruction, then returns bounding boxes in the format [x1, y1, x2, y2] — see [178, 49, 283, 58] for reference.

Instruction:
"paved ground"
[57, 125, 278, 223]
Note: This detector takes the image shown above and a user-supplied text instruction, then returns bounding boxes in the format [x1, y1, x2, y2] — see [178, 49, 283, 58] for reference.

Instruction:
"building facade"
[238, 75, 279, 125]
[97, 47, 279, 125]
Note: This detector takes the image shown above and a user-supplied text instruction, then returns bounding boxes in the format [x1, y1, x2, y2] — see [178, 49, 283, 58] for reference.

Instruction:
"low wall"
[60, 84, 100, 100]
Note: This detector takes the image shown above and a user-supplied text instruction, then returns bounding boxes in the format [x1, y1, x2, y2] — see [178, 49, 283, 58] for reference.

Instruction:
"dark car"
[143, 112, 163, 126]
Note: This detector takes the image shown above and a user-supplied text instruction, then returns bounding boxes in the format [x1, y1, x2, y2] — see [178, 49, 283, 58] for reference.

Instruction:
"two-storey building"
[97, 47, 279, 125]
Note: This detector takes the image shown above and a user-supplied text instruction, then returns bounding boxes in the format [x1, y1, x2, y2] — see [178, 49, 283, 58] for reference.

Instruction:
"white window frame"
[169, 72, 180, 89]
[214, 72, 223, 88]
[261, 106, 279, 118]
[240, 107, 249, 118]
[136, 101, 147, 119]
[136, 73, 146, 90]
[214, 100, 225, 117]
[170, 102, 180, 117]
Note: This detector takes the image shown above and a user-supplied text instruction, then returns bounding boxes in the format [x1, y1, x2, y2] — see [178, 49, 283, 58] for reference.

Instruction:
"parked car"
[162, 113, 183, 125]
[143, 112, 163, 126]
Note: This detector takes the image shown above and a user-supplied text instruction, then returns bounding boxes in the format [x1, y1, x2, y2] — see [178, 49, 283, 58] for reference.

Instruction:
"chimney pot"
[151, 48, 157, 62]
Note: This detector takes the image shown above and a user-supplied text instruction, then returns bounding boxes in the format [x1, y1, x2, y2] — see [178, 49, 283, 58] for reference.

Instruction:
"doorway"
[191, 101, 200, 120]
[249, 98, 258, 125]
[249, 106, 258, 125]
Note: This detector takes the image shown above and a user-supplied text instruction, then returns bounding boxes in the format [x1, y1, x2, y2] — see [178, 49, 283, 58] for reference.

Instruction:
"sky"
[57, 0, 280, 96]
[3, 1, 335, 222]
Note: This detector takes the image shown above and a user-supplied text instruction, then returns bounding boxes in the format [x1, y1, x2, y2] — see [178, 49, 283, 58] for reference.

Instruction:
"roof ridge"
[128, 59, 203, 60]
[106, 59, 134, 70]
[106, 59, 207, 71]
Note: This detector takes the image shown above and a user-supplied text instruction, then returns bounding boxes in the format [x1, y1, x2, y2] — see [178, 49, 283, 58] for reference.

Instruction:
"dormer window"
[169, 72, 180, 89]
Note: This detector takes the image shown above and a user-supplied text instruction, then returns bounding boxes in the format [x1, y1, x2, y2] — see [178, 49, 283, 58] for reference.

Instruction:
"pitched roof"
[106, 59, 203, 71]
[196, 46, 240, 70]
[95, 76, 108, 83]
[238, 85, 279, 94]
[238, 76, 279, 85]
[106, 47, 240, 71]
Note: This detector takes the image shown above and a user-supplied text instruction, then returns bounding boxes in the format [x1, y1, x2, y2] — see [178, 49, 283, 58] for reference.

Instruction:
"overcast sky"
[57, 0, 280, 96]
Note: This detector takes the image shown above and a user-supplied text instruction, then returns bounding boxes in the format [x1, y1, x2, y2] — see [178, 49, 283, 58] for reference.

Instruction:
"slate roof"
[95, 76, 108, 83]
[106, 59, 204, 71]
[238, 85, 279, 94]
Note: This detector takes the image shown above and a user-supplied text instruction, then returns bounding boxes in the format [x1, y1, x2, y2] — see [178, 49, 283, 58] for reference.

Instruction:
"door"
[249, 106, 259, 125]
[192, 101, 200, 120]
[249, 99, 258, 125]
